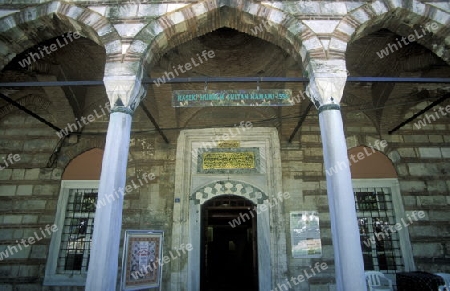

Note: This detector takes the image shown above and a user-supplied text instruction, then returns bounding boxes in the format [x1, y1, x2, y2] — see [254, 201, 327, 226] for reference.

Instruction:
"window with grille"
[352, 179, 415, 276]
[44, 180, 99, 286]
[57, 189, 97, 274]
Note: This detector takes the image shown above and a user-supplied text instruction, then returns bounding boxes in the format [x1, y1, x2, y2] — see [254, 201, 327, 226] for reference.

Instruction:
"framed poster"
[121, 230, 163, 291]
[290, 211, 322, 258]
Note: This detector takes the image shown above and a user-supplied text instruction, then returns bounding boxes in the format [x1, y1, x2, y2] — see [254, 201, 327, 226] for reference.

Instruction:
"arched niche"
[61, 148, 103, 180]
[348, 146, 397, 179]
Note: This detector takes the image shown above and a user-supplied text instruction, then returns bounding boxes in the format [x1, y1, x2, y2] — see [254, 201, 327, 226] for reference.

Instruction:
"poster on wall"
[121, 230, 164, 291]
[290, 211, 322, 258]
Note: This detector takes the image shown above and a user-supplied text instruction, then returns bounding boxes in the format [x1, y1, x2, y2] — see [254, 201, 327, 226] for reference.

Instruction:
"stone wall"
[279, 102, 450, 290]
[0, 106, 179, 290]
[388, 102, 450, 273]
[0, 0, 449, 290]
[0, 98, 449, 290]
[0, 109, 64, 291]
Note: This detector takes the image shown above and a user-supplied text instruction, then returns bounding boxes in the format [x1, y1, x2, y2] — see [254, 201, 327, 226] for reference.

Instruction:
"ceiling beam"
[0, 92, 62, 132]
[288, 102, 314, 143]
[388, 94, 450, 135]
[1, 77, 450, 87]
[140, 103, 170, 144]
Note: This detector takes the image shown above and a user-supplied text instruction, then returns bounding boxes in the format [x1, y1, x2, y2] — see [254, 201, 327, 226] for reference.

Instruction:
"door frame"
[200, 195, 259, 290]
[169, 128, 286, 291]
[188, 181, 270, 291]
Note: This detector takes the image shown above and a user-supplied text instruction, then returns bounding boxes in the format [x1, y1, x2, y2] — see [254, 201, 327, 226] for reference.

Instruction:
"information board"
[290, 211, 322, 258]
[172, 89, 293, 107]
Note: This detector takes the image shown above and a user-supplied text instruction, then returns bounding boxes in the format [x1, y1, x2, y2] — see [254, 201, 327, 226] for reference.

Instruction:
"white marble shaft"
[85, 111, 133, 291]
[319, 106, 367, 291]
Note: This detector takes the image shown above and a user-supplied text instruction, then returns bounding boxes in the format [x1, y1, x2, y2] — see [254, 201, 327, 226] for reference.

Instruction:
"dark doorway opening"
[201, 195, 258, 291]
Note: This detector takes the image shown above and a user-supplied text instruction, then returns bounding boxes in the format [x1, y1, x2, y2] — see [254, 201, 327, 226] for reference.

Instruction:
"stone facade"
[0, 0, 449, 290]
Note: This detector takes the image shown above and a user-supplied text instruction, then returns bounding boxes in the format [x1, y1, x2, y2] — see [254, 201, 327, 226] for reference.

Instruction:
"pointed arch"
[0, 1, 121, 70]
[180, 106, 278, 128]
[332, 0, 450, 64]
[57, 138, 106, 169]
[127, 0, 323, 71]
[348, 146, 398, 179]
[62, 148, 104, 180]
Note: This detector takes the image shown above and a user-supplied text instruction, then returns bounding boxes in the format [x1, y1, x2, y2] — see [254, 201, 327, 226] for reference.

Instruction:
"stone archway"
[0, 1, 121, 71]
[127, 0, 324, 70]
[191, 180, 269, 205]
[332, 0, 450, 64]
[191, 181, 269, 291]
[201, 194, 259, 291]
[170, 127, 286, 291]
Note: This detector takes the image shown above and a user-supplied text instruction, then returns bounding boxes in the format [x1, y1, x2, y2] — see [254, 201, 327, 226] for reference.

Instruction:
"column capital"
[305, 59, 348, 108]
[103, 61, 147, 114]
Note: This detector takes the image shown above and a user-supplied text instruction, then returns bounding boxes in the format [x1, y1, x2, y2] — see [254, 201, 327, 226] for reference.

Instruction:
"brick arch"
[0, 94, 52, 121]
[57, 137, 106, 169]
[348, 146, 398, 179]
[62, 147, 104, 180]
[127, 0, 323, 72]
[332, 0, 450, 64]
[0, 1, 121, 71]
[180, 106, 278, 128]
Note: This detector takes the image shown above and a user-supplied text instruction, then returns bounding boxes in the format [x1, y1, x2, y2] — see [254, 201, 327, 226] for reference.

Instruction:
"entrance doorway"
[201, 195, 258, 291]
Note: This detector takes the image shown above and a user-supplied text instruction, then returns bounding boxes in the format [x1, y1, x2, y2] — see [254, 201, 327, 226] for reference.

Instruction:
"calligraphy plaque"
[217, 141, 240, 148]
[202, 152, 255, 170]
[197, 147, 261, 174]
[172, 89, 293, 107]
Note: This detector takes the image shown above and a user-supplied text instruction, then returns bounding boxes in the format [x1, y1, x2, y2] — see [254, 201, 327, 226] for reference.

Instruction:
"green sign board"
[172, 89, 293, 107]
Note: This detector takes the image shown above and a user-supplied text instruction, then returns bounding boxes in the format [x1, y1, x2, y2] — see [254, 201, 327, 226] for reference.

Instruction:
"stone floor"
[206, 278, 257, 291]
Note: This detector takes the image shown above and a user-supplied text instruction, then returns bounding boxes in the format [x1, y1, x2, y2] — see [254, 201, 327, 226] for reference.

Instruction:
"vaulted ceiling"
[1, 25, 449, 143]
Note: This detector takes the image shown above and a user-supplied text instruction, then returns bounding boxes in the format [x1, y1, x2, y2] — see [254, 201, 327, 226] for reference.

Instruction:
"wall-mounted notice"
[172, 89, 293, 107]
[121, 230, 163, 290]
[290, 211, 322, 258]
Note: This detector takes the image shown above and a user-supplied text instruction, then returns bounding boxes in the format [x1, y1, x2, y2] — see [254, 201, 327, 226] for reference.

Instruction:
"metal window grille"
[57, 188, 97, 275]
[354, 186, 403, 274]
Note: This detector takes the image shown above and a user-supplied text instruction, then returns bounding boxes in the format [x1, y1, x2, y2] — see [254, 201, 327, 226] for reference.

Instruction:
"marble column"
[85, 71, 146, 291]
[306, 59, 367, 291]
